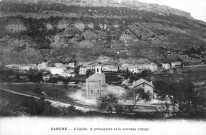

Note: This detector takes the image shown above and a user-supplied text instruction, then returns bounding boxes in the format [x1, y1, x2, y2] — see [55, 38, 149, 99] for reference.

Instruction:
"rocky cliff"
[0, 0, 205, 64]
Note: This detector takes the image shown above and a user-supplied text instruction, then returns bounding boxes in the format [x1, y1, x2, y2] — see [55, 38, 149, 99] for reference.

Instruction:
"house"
[149, 63, 158, 71]
[120, 63, 157, 73]
[161, 63, 171, 70]
[18, 65, 34, 71]
[37, 62, 48, 70]
[120, 64, 130, 71]
[61, 72, 75, 77]
[128, 66, 141, 73]
[138, 63, 158, 72]
[102, 65, 118, 72]
[43, 75, 50, 82]
[5, 64, 36, 71]
[85, 65, 95, 70]
[61, 69, 76, 77]
[137, 63, 147, 70]
[132, 78, 154, 95]
[49, 67, 76, 77]
[67, 63, 75, 68]
[120, 64, 143, 73]
[49, 67, 65, 75]
[171, 62, 181, 68]
[79, 66, 87, 75]
[85, 65, 107, 99]
[78, 62, 98, 75]
[54, 63, 65, 68]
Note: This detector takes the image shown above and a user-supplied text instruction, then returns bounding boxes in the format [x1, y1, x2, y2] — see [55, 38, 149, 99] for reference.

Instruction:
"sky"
[138, 0, 206, 22]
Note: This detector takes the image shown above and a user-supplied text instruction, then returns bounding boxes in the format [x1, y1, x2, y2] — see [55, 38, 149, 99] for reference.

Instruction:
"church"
[85, 65, 108, 99]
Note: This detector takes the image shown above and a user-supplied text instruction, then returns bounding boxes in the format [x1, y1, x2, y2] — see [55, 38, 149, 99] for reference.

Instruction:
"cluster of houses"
[85, 64, 155, 99]
[37, 62, 76, 77]
[5, 62, 76, 78]
[5, 59, 184, 78]
[83, 60, 184, 99]
[79, 61, 159, 75]
[160, 61, 182, 70]
[4, 58, 186, 100]
[4, 61, 156, 100]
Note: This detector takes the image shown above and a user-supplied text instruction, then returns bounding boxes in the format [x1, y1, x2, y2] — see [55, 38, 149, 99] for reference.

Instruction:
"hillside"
[0, 0, 206, 64]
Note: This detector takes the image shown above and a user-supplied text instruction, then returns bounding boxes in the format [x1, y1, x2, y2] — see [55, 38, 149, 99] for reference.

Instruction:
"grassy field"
[153, 66, 206, 84]
[153, 72, 184, 83]
[0, 90, 35, 116]
[178, 66, 206, 82]
[0, 83, 81, 104]
[0, 89, 84, 117]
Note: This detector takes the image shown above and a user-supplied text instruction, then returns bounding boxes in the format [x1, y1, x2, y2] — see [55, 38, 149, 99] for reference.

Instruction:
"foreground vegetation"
[0, 65, 205, 119]
[0, 76, 205, 119]
[0, 90, 165, 119]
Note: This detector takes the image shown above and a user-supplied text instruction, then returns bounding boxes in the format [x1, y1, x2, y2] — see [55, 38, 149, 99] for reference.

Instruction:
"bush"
[98, 94, 118, 113]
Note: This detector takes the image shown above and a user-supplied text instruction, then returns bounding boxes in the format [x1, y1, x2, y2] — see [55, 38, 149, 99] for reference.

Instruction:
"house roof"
[55, 63, 65, 68]
[86, 73, 105, 81]
[132, 78, 154, 88]
[102, 64, 117, 68]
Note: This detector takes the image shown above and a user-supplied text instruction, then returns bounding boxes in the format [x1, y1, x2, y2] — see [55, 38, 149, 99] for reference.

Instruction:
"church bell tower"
[95, 65, 102, 74]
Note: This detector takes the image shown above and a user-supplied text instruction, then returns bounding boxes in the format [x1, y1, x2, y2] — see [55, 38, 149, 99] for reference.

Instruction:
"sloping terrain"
[0, 0, 205, 64]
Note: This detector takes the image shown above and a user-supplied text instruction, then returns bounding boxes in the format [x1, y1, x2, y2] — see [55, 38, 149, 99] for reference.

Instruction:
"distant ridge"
[1, 0, 192, 19]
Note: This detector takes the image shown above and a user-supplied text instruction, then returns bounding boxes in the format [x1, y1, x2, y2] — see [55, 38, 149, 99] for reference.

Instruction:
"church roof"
[86, 73, 105, 81]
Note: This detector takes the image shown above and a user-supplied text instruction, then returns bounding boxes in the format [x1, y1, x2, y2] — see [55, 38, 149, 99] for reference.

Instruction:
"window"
[97, 68, 99, 73]
[91, 90, 93, 94]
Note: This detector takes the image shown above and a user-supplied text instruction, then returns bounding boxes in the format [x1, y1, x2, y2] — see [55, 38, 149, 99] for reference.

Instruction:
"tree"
[62, 106, 83, 116]
[98, 94, 118, 113]
[0, 69, 14, 81]
[49, 75, 57, 86]
[62, 77, 71, 90]
[153, 81, 168, 100]
[170, 80, 206, 118]
[154, 79, 206, 118]
[47, 61, 55, 67]
[125, 87, 151, 105]
[124, 87, 152, 113]
[114, 104, 124, 114]
[86, 69, 94, 77]
[140, 69, 152, 79]
[28, 69, 43, 83]
[124, 68, 131, 79]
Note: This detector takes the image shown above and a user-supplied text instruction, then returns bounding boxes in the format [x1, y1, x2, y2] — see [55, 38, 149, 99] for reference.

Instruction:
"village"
[3, 55, 184, 80]
[0, 55, 201, 112]
[0, 0, 206, 117]
[0, 2, 206, 135]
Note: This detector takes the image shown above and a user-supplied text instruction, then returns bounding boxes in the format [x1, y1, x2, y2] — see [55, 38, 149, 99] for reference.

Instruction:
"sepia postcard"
[0, 0, 205, 135]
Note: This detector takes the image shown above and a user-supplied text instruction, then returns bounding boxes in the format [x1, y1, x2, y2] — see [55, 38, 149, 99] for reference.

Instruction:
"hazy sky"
[138, 0, 206, 22]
